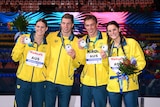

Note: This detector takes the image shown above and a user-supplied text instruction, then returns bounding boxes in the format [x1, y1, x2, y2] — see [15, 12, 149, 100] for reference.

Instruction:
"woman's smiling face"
[107, 24, 121, 41]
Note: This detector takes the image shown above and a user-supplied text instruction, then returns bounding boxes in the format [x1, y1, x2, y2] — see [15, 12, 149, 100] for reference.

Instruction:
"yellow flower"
[7, 22, 14, 30]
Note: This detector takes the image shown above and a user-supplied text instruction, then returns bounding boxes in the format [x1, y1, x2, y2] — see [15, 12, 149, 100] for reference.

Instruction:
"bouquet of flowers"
[139, 41, 157, 60]
[7, 12, 28, 32]
[118, 57, 137, 75]
[13, 14, 28, 32]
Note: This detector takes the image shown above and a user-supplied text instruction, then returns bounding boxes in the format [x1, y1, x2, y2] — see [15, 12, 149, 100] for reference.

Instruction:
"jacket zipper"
[95, 64, 98, 86]
[31, 67, 35, 82]
[54, 44, 63, 83]
[30, 44, 38, 82]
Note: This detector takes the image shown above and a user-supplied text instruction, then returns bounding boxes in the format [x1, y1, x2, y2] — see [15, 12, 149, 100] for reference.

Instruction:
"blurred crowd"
[0, 0, 158, 12]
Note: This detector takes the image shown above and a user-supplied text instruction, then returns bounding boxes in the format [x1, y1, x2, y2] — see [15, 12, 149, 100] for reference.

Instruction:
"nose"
[111, 30, 115, 34]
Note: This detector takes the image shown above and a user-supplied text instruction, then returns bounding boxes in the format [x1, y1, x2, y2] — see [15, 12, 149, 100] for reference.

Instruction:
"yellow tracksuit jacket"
[80, 31, 109, 86]
[46, 31, 81, 86]
[11, 33, 50, 82]
[107, 38, 146, 92]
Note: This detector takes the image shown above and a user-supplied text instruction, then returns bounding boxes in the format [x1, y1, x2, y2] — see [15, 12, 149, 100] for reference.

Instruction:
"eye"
[113, 28, 117, 31]
[36, 26, 40, 28]
[107, 30, 111, 33]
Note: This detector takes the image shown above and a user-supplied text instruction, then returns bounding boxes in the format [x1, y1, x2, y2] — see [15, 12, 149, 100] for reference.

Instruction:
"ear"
[45, 27, 48, 32]
[96, 23, 99, 28]
[72, 23, 74, 28]
[118, 28, 121, 32]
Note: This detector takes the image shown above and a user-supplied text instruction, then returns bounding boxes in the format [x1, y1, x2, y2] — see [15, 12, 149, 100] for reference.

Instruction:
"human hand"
[78, 38, 86, 49]
[20, 36, 31, 44]
[100, 50, 107, 59]
[67, 48, 76, 59]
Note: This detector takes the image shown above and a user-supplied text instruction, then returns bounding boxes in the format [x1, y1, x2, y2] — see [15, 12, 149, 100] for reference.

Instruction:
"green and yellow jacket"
[107, 37, 146, 92]
[11, 33, 50, 82]
[46, 31, 81, 86]
[80, 31, 109, 86]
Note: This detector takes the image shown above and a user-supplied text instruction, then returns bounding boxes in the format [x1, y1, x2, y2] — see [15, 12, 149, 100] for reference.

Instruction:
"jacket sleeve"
[11, 35, 26, 62]
[72, 37, 85, 68]
[44, 43, 51, 68]
[132, 39, 146, 72]
[102, 57, 109, 72]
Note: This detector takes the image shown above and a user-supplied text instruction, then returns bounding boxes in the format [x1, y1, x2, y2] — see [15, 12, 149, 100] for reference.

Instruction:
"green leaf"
[13, 15, 28, 32]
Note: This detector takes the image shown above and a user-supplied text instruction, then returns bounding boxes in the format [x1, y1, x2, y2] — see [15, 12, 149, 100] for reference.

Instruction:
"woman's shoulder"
[125, 37, 138, 43]
[125, 37, 141, 47]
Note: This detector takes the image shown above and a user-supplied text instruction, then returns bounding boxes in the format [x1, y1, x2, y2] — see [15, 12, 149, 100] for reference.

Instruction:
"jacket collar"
[86, 30, 103, 42]
[30, 33, 47, 44]
[111, 36, 127, 47]
[57, 31, 74, 41]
